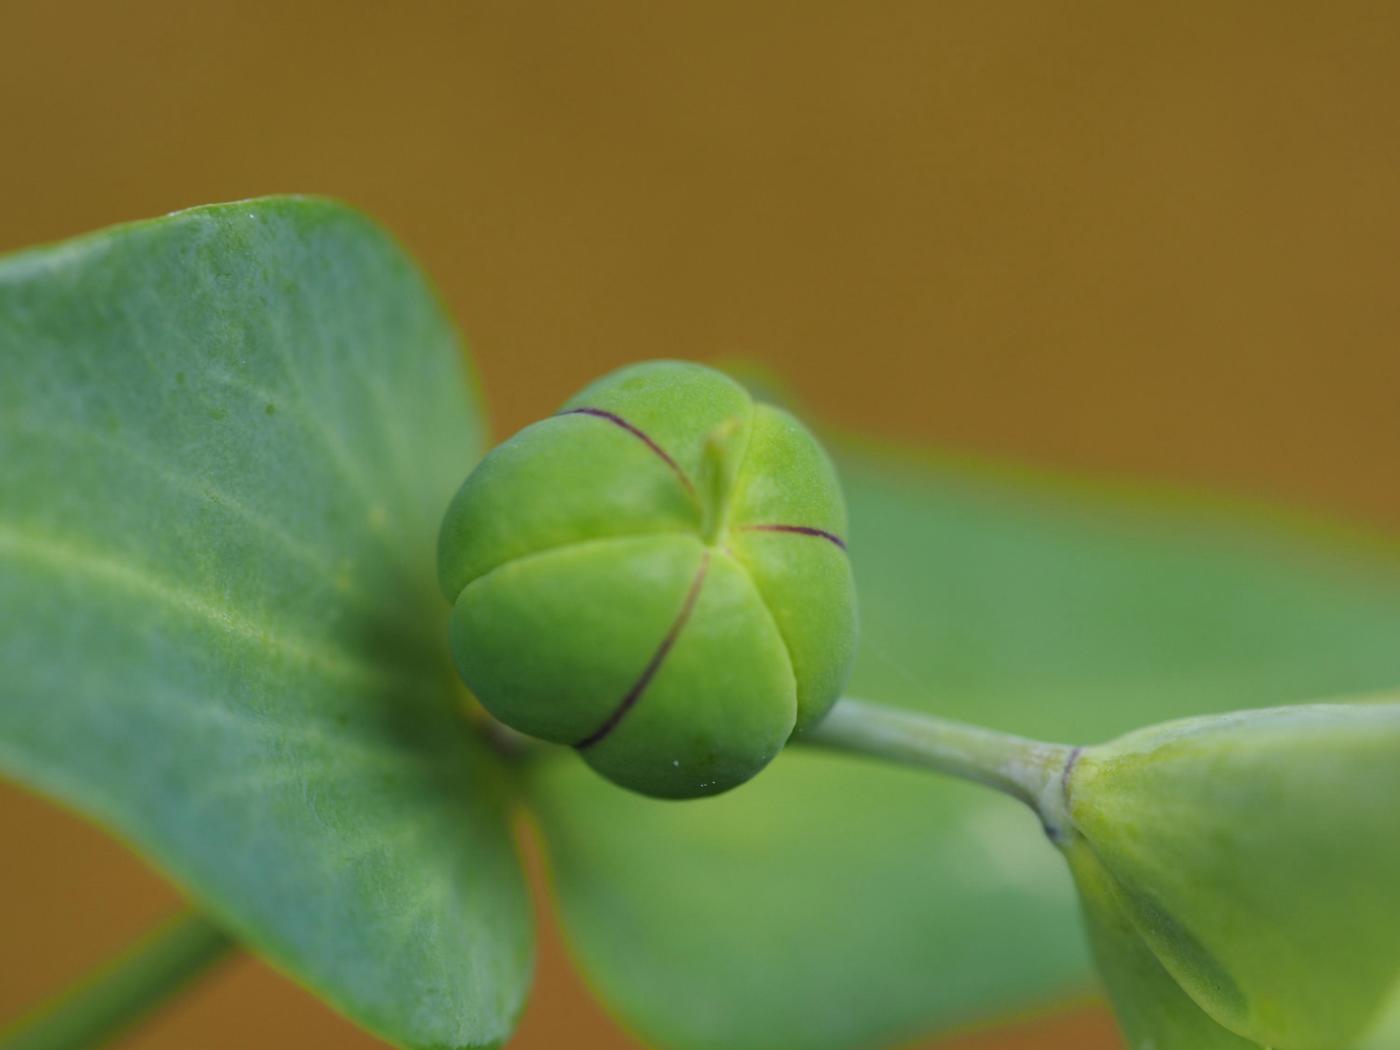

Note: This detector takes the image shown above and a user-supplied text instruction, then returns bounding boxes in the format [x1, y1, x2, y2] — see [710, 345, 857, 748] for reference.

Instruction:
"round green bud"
[437, 360, 858, 798]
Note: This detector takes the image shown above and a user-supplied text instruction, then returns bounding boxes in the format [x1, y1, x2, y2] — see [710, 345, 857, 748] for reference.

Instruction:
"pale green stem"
[0, 911, 235, 1050]
[802, 697, 1078, 834]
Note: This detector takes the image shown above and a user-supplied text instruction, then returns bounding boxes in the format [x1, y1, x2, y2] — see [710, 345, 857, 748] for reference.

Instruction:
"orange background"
[2, 3, 1398, 1048]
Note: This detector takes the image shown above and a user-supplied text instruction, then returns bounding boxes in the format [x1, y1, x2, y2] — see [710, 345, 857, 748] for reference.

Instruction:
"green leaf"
[1066, 702, 1400, 1049]
[531, 445, 1400, 1050]
[0, 199, 531, 1049]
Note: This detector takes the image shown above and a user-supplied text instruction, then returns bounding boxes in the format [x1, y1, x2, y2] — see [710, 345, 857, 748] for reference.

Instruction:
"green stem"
[802, 697, 1077, 833]
[0, 911, 235, 1050]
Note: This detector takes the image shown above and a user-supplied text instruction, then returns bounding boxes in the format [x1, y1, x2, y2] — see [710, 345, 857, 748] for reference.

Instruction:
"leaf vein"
[0, 523, 416, 688]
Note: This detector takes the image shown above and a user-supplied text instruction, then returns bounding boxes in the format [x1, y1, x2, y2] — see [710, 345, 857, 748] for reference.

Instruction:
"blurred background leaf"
[2, 2, 1399, 1048]
[0, 199, 531, 1050]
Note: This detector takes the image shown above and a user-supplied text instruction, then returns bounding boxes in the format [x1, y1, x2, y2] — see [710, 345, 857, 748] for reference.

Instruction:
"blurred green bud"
[1060, 702, 1400, 1050]
[438, 360, 857, 799]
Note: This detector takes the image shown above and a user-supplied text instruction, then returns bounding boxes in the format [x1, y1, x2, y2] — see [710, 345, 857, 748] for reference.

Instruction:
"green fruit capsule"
[437, 360, 858, 798]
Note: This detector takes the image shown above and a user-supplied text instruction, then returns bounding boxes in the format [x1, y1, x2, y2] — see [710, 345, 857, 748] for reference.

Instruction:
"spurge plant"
[1, 198, 1397, 1050]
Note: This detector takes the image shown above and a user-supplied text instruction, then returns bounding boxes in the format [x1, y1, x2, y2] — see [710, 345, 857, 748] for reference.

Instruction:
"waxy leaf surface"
[0, 199, 531, 1050]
